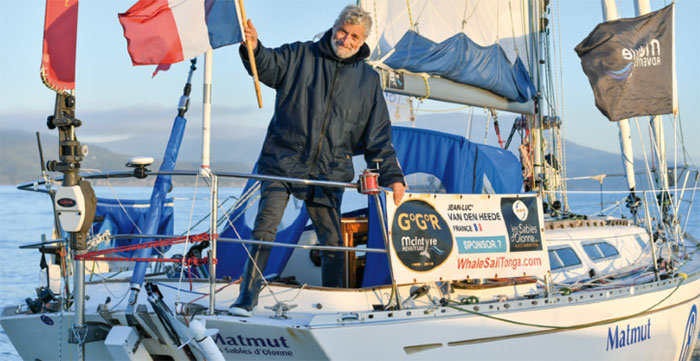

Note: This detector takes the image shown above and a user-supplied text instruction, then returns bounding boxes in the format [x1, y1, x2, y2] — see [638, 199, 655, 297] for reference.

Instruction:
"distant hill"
[0, 129, 252, 186]
[1, 127, 646, 191]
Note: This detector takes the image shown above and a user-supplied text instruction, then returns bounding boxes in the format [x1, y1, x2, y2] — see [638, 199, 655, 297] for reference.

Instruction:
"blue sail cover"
[91, 198, 174, 257]
[130, 115, 187, 286]
[216, 176, 310, 279]
[362, 126, 524, 287]
[384, 31, 536, 103]
[392, 126, 523, 193]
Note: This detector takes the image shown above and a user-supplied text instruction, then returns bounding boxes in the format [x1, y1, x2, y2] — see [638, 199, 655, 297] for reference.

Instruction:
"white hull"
[3, 263, 698, 360]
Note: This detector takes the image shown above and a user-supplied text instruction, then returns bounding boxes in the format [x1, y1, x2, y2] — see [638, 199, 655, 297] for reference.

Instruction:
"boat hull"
[2, 273, 698, 360]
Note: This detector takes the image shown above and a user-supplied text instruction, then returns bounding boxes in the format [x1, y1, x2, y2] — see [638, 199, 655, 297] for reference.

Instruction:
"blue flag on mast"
[129, 115, 187, 287]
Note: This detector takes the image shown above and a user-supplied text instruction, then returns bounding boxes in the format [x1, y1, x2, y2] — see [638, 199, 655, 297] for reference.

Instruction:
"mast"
[634, 0, 668, 193]
[202, 49, 213, 171]
[601, 0, 638, 209]
[202, 49, 219, 312]
[531, 0, 544, 193]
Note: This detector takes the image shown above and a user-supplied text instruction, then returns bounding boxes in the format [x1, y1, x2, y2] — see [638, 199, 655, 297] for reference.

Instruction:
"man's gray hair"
[334, 5, 372, 38]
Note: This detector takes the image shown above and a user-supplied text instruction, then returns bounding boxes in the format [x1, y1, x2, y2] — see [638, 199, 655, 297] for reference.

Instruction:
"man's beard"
[331, 39, 359, 59]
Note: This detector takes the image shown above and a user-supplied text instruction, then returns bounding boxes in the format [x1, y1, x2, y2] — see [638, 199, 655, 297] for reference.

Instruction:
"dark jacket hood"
[318, 29, 370, 64]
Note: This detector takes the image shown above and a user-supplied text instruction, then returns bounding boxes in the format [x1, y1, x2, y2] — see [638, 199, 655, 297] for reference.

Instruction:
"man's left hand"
[390, 182, 405, 206]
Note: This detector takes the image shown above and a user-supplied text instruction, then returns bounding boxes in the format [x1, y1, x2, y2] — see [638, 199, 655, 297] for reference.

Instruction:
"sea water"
[1, 185, 699, 360]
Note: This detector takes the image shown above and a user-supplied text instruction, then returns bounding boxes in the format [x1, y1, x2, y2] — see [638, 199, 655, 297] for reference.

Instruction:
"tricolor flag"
[119, 0, 244, 66]
[41, 0, 79, 92]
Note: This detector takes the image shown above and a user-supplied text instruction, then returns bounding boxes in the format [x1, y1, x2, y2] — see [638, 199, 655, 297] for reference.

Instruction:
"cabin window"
[634, 234, 648, 250]
[583, 242, 620, 261]
[548, 247, 581, 270]
[548, 250, 563, 269]
[598, 242, 619, 257]
[404, 172, 446, 193]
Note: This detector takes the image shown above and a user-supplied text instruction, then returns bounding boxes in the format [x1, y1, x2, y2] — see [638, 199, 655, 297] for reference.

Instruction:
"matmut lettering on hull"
[214, 333, 295, 357]
[606, 319, 651, 351]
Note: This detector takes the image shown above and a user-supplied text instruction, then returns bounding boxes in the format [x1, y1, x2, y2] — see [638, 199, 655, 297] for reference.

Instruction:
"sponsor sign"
[385, 192, 549, 283]
[391, 199, 453, 271]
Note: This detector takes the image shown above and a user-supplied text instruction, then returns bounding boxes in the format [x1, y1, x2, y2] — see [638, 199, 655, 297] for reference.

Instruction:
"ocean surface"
[1, 185, 698, 360]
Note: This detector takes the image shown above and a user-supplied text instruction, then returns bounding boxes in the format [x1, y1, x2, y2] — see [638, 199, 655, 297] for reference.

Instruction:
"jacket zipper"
[310, 62, 342, 177]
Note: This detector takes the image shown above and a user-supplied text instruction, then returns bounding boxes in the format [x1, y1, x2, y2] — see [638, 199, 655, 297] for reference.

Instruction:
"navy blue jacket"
[240, 30, 404, 205]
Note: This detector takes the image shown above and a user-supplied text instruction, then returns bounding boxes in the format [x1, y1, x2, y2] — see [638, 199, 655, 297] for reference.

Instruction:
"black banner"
[575, 4, 674, 122]
[501, 197, 543, 252]
[391, 199, 453, 272]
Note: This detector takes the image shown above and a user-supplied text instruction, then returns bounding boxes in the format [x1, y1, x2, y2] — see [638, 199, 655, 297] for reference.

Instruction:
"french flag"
[119, 0, 243, 66]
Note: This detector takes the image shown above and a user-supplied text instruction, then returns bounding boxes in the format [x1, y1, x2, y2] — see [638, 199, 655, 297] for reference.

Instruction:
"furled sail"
[384, 31, 535, 102]
[361, 0, 536, 106]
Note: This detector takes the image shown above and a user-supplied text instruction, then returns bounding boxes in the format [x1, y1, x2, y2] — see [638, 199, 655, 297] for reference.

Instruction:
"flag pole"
[202, 49, 213, 171]
[237, 0, 263, 108]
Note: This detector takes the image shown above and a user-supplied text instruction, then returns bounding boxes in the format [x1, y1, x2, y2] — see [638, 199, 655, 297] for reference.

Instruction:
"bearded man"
[230, 5, 405, 317]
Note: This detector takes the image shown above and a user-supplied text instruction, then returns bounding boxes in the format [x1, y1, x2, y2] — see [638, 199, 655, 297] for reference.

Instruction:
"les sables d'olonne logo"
[391, 199, 453, 272]
[606, 39, 662, 80]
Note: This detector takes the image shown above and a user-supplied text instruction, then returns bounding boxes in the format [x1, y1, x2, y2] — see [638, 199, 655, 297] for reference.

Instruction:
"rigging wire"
[213, 182, 283, 305]
[176, 173, 201, 301]
[105, 179, 143, 235]
[632, 118, 680, 258]
[371, 0, 381, 60]
[447, 275, 687, 331]
[520, 0, 531, 71]
[553, 0, 569, 210]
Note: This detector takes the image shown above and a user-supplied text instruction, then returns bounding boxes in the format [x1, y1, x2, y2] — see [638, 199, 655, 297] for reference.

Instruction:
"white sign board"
[385, 191, 549, 284]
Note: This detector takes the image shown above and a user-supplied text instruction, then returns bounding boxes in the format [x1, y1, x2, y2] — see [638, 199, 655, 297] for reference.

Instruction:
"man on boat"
[230, 5, 406, 317]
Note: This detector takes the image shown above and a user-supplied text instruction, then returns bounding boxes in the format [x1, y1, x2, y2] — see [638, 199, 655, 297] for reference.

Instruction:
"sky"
[0, 0, 698, 167]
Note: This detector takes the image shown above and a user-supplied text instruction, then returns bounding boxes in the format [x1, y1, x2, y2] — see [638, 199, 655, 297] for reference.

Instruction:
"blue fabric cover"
[215, 127, 524, 286]
[384, 31, 536, 103]
[361, 126, 524, 287]
[91, 198, 174, 257]
[216, 177, 310, 279]
[131, 115, 187, 286]
[392, 126, 523, 194]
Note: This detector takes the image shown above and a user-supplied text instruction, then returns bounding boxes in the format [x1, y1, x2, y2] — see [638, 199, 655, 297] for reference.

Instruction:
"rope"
[177, 173, 200, 302]
[74, 233, 212, 260]
[447, 274, 687, 330]
[521, 0, 531, 68]
[372, 0, 381, 59]
[105, 179, 143, 235]
[405, 0, 414, 29]
[420, 74, 430, 101]
[82, 255, 215, 266]
[508, 2, 519, 57]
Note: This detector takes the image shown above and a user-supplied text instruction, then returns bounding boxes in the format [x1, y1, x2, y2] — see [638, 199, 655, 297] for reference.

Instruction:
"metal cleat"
[265, 301, 297, 319]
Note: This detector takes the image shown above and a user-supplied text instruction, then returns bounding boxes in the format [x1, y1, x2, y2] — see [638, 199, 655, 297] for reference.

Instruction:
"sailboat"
[1, 0, 699, 360]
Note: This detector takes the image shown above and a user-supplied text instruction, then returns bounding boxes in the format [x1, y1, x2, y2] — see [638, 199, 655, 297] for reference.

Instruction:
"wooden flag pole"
[238, 0, 263, 108]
